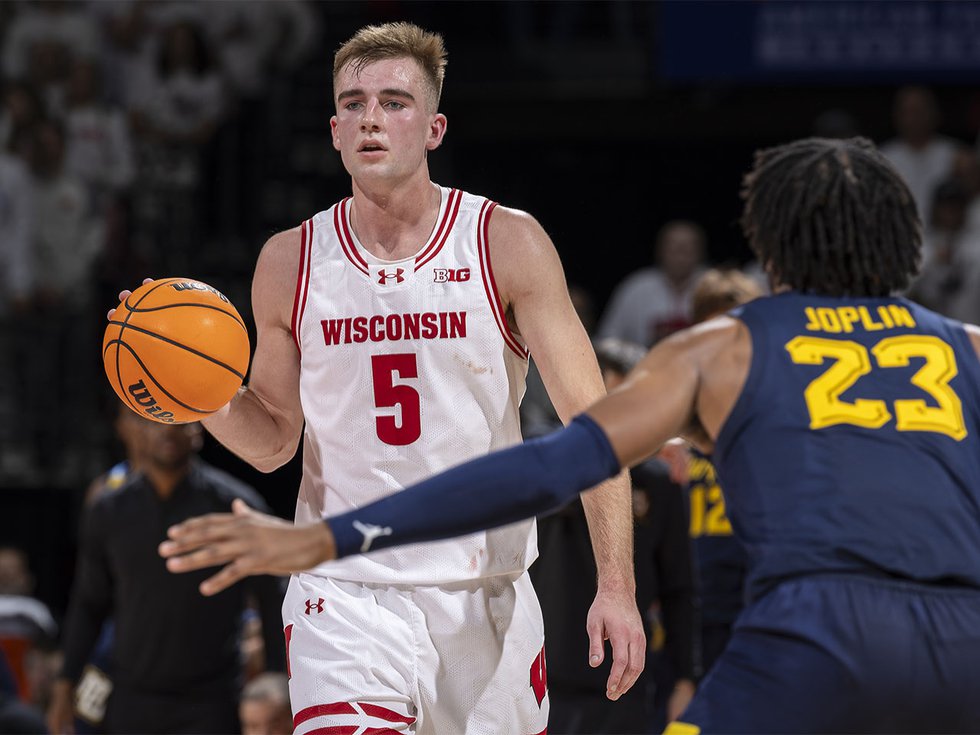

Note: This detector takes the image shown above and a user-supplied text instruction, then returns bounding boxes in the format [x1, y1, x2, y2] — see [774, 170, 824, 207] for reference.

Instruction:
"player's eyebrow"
[338, 88, 416, 103]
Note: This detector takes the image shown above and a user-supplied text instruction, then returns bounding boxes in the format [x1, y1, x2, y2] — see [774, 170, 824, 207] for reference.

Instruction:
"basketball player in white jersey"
[157, 23, 643, 734]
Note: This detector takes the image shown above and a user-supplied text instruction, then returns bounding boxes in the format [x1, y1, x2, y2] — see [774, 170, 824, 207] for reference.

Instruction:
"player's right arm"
[201, 228, 305, 472]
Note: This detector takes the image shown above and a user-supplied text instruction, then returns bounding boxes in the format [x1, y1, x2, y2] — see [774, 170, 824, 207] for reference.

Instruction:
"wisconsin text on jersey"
[803, 303, 916, 334]
[320, 311, 467, 345]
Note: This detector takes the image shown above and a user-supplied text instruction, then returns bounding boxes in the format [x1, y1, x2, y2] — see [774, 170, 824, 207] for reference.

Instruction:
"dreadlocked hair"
[740, 137, 921, 297]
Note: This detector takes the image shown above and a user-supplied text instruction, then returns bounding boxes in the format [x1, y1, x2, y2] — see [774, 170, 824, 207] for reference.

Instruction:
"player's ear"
[426, 113, 447, 151]
[330, 116, 341, 151]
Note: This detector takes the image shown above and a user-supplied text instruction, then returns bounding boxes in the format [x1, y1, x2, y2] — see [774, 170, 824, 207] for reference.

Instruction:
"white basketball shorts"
[282, 570, 549, 735]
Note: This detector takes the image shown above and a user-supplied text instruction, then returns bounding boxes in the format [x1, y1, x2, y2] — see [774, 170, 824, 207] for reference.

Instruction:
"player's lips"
[357, 140, 387, 153]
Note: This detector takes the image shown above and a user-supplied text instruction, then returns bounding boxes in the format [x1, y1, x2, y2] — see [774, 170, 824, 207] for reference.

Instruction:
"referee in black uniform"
[48, 416, 286, 735]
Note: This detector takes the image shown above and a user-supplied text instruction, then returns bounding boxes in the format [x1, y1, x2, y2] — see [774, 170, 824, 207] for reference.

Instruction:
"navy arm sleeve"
[327, 414, 621, 558]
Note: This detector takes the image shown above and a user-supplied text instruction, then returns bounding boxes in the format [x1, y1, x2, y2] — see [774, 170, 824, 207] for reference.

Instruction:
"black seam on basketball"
[107, 339, 213, 414]
[106, 320, 246, 380]
[121, 302, 247, 332]
[111, 335, 142, 416]
[119, 279, 178, 355]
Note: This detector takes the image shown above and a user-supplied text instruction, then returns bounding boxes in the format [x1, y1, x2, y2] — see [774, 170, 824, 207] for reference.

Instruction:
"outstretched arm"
[160, 323, 715, 583]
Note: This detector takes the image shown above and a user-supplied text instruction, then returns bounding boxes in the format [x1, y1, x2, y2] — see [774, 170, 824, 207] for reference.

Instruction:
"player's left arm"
[487, 206, 645, 700]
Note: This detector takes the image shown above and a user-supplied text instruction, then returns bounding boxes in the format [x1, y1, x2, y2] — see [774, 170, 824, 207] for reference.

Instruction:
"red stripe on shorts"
[304, 728, 357, 735]
[363, 729, 403, 735]
[357, 702, 416, 725]
[293, 702, 357, 728]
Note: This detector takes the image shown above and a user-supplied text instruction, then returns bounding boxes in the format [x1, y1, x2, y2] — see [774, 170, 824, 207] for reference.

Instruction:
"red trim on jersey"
[363, 729, 402, 735]
[478, 200, 529, 359]
[283, 624, 293, 679]
[357, 703, 416, 725]
[415, 188, 462, 271]
[293, 703, 357, 728]
[530, 729, 548, 735]
[336, 198, 371, 276]
[290, 219, 313, 353]
[304, 728, 357, 735]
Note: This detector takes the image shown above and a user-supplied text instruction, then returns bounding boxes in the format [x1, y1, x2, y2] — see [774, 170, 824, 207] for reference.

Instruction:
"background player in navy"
[162, 136, 980, 733]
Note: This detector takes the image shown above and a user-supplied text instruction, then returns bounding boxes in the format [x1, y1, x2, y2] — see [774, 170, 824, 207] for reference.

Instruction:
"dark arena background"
[2, 1, 980, 731]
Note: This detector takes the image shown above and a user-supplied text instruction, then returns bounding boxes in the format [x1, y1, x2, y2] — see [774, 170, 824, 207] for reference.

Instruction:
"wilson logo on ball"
[169, 281, 230, 303]
[127, 380, 175, 423]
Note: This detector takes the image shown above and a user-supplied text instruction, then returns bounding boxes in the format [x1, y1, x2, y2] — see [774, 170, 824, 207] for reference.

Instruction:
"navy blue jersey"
[687, 450, 746, 627]
[715, 293, 980, 603]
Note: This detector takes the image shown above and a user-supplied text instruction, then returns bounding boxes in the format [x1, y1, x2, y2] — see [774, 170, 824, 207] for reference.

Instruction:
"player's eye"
[384, 100, 406, 111]
[345, 101, 363, 111]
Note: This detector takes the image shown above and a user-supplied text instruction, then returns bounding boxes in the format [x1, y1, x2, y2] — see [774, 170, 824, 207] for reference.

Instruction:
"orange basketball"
[103, 278, 250, 424]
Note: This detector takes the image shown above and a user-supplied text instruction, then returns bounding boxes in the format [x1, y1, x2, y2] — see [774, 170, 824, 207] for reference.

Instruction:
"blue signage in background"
[660, 1, 980, 84]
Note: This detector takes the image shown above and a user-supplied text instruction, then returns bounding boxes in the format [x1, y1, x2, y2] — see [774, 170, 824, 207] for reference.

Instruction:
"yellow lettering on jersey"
[664, 722, 701, 735]
[837, 306, 859, 333]
[858, 306, 884, 331]
[878, 307, 895, 328]
[887, 304, 917, 328]
[816, 307, 842, 333]
[804, 307, 821, 331]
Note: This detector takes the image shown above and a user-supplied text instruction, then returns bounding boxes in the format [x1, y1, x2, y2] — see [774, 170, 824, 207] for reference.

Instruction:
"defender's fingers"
[613, 635, 647, 697]
[164, 539, 247, 573]
[200, 560, 250, 596]
[166, 512, 239, 541]
[604, 632, 631, 699]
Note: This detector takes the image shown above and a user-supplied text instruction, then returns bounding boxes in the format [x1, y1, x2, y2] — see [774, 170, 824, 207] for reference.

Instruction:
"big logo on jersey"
[433, 268, 470, 283]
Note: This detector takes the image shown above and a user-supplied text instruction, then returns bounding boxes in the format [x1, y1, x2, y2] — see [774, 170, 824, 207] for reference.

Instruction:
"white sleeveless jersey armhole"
[292, 187, 536, 584]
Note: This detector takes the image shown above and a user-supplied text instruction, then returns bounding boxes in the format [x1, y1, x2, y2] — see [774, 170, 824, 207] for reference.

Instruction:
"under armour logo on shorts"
[305, 598, 325, 615]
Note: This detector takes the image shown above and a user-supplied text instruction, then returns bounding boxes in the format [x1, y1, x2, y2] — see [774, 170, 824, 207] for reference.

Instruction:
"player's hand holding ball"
[104, 278, 250, 424]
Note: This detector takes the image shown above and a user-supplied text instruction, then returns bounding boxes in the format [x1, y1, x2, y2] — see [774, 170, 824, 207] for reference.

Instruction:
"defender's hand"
[106, 277, 153, 319]
[46, 679, 76, 735]
[159, 499, 337, 595]
[586, 587, 646, 700]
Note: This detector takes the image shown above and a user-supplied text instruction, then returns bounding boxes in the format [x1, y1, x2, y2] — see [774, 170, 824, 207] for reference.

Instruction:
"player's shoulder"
[196, 462, 270, 513]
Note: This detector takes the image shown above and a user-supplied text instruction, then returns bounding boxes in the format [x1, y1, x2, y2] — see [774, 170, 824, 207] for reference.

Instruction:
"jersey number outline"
[689, 483, 732, 537]
[785, 335, 967, 440]
[371, 353, 421, 445]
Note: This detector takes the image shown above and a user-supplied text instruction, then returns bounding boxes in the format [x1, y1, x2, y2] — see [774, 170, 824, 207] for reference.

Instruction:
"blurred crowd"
[2, 1, 980, 733]
[0, 0, 319, 487]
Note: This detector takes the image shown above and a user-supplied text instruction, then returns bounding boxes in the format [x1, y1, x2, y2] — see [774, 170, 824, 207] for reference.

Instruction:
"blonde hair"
[333, 22, 447, 110]
[691, 269, 763, 324]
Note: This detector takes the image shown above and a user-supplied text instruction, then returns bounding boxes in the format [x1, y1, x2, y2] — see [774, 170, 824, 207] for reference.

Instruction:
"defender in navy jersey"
[163, 137, 980, 732]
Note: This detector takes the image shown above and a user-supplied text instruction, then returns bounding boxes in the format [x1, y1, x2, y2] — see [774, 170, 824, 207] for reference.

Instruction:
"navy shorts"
[670, 574, 980, 734]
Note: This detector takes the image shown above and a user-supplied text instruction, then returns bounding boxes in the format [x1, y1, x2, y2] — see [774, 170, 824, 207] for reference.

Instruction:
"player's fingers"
[166, 512, 239, 542]
[200, 559, 249, 596]
[612, 632, 647, 698]
[231, 498, 254, 516]
[164, 538, 247, 573]
[586, 618, 605, 668]
[603, 626, 634, 698]
[117, 289, 131, 302]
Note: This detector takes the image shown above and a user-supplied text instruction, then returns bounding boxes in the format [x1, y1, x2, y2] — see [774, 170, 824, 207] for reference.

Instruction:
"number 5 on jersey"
[371, 353, 422, 446]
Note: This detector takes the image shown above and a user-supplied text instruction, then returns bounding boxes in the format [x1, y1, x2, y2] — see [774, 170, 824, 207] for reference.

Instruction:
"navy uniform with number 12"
[677, 292, 980, 734]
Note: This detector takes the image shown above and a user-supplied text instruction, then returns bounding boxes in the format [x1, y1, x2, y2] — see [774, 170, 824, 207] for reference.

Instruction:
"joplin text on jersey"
[321, 311, 467, 346]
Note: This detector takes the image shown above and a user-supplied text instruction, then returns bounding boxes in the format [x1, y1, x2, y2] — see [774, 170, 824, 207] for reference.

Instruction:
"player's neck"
[144, 464, 190, 500]
[349, 175, 441, 260]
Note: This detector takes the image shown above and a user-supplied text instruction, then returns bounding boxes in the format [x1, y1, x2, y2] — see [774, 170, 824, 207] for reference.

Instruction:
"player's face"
[240, 700, 291, 735]
[330, 57, 446, 186]
[141, 421, 202, 470]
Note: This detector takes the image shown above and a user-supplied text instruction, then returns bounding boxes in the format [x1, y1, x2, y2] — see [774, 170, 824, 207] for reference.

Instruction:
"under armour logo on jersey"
[352, 520, 393, 552]
[378, 268, 405, 285]
[304, 598, 325, 615]
[433, 267, 470, 283]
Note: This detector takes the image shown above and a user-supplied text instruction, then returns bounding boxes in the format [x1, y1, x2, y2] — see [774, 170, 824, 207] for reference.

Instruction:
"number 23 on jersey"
[785, 334, 967, 441]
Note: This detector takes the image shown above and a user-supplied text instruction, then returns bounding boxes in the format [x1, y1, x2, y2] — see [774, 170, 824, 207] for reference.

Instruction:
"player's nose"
[359, 99, 383, 131]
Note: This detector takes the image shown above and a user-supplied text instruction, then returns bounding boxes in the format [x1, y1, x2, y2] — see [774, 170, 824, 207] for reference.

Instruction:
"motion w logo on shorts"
[530, 645, 548, 707]
[304, 598, 325, 615]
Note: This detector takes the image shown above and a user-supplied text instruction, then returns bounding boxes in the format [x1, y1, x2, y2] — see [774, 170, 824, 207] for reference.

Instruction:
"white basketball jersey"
[292, 186, 537, 584]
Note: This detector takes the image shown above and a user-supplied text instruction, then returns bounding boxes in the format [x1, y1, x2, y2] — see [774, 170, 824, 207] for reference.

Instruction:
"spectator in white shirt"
[880, 86, 961, 225]
[597, 220, 707, 347]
